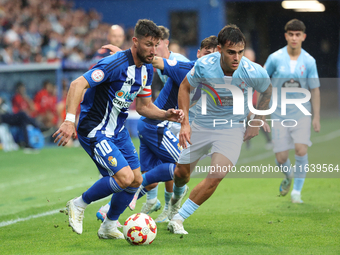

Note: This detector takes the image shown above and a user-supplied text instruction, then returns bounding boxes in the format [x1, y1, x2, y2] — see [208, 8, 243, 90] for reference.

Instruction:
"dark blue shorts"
[138, 119, 181, 172]
[78, 127, 140, 177]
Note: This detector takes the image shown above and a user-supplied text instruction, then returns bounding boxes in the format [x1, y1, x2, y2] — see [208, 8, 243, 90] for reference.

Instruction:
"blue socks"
[275, 158, 292, 178]
[82, 176, 123, 204]
[178, 199, 199, 219]
[142, 163, 175, 186]
[107, 186, 138, 220]
[292, 154, 308, 194]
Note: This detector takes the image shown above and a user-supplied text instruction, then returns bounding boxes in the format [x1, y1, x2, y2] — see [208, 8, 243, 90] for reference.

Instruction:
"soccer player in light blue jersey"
[167, 24, 273, 234]
[264, 19, 320, 203]
[52, 19, 183, 239]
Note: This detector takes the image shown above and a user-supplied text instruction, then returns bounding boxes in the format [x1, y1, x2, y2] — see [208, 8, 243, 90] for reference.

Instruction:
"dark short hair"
[285, 19, 306, 33]
[218, 24, 246, 47]
[158, 26, 170, 40]
[200, 35, 218, 50]
[134, 19, 162, 39]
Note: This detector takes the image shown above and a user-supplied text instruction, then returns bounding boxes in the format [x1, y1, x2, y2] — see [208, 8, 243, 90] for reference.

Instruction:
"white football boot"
[66, 198, 85, 234]
[140, 199, 162, 215]
[97, 218, 124, 239]
[167, 219, 188, 235]
[155, 207, 170, 223]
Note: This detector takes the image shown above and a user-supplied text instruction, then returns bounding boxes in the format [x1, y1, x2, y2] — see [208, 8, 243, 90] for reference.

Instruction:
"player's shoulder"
[269, 46, 286, 60]
[196, 52, 220, 69]
[240, 57, 268, 78]
[97, 49, 129, 66]
[170, 52, 190, 62]
[301, 48, 316, 63]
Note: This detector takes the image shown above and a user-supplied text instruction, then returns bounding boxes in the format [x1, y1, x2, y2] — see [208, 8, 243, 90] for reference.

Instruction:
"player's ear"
[217, 45, 222, 53]
[197, 49, 200, 59]
[284, 32, 288, 41]
[132, 37, 138, 47]
[302, 33, 306, 42]
[165, 39, 169, 48]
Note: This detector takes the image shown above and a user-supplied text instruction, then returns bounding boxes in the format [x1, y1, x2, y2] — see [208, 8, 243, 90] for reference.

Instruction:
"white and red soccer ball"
[123, 213, 157, 245]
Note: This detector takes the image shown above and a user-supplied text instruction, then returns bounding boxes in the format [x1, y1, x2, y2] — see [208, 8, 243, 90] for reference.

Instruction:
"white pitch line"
[0, 209, 61, 228]
[1, 129, 339, 228]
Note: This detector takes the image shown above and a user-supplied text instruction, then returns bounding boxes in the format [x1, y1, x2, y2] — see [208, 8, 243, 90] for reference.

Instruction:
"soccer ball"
[123, 213, 157, 245]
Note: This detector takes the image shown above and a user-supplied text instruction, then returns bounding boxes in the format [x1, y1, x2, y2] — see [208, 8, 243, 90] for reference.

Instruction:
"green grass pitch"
[0, 118, 339, 254]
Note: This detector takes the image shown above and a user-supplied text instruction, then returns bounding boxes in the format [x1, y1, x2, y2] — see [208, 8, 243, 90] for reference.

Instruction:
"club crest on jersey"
[108, 156, 117, 167]
[91, 69, 104, 82]
[166, 59, 177, 66]
[142, 75, 147, 86]
[238, 81, 247, 93]
[300, 65, 306, 75]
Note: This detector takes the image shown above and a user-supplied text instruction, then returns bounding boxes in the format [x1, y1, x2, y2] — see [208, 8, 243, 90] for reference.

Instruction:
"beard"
[136, 49, 153, 64]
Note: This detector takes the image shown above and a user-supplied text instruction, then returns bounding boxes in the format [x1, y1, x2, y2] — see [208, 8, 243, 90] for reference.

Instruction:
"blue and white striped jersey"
[78, 49, 153, 138]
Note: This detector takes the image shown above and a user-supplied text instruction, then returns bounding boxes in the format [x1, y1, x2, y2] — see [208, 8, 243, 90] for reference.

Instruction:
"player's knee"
[145, 183, 158, 191]
[174, 165, 190, 181]
[118, 170, 135, 189]
[295, 148, 307, 157]
[276, 155, 288, 165]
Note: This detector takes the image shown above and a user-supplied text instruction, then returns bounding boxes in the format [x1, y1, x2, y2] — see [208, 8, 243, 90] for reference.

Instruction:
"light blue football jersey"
[264, 46, 320, 121]
[187, 52, 270, 129]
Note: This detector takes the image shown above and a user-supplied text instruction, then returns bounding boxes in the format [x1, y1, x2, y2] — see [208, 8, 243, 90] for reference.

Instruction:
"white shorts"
[178, 122, 245, 166]
[272, 116, 312, 153]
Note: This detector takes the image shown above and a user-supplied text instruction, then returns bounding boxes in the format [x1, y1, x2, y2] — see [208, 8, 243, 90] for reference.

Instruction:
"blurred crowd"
[0, 0, 190, 150]
[0, 0, 135, 64]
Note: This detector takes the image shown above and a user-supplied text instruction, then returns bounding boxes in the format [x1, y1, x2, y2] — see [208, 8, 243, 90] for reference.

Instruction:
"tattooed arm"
[243, 84, 272, 141]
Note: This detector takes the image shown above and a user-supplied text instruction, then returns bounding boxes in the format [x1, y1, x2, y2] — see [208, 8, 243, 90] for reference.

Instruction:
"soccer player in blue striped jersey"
[264, 19, 320, 203]
[52, 19, 183, 239]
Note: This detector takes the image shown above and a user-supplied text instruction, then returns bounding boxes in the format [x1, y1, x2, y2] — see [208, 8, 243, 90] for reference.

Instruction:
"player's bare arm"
[311, 87, 320, 132]
[178, 76, 194, 148]
[52, 76, 90, 146]
[101, 44, 122, 54]
[136, 96, 184, 123]
[244, 84, 272, 141]
[151, 56, 164, 70]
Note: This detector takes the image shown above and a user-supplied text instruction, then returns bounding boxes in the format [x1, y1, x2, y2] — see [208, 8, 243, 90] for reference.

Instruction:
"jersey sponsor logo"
[112, 98, 132, 109]
[91, 69, 105, 82]
[282, 79, 301, 88]
[115, 90, 138, 101]
[108, 156, 117, 167]
[166, 59, 177, 66]
[216, 96, 233, 107]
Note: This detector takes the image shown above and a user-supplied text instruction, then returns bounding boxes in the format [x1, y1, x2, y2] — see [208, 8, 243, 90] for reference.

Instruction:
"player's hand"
[261, 120, 271, 133]
[52, 121, 76, 146]
[101, 44, 122, 55]
[243, 119, 262, 141]
[165, 109, 184, 123]
[312, 117, 320, 132]
[179, 123, 191, 149]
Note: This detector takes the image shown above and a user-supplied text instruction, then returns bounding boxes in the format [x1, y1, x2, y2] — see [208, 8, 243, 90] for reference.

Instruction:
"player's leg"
[168, 153, 231, 234]
[98, 128, 143, 238]
[68, 134, 134, 235]
[168, 126, 244, 234]
[290, 117, 312, 203]
[272, 123, 294, 196]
